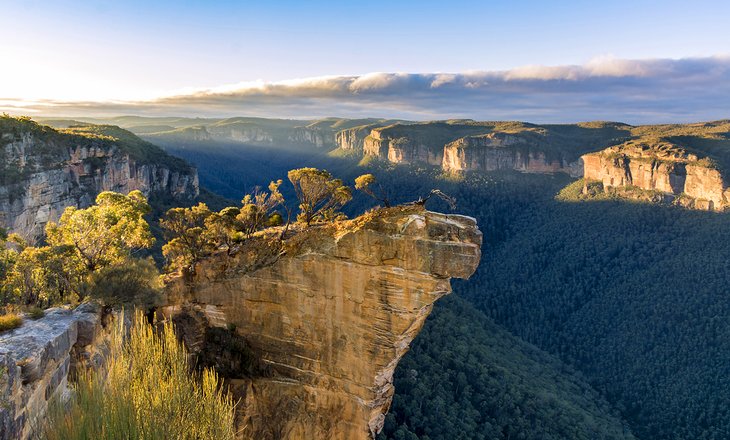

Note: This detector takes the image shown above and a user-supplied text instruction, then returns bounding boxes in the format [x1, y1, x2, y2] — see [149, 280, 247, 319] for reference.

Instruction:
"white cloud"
[7, 56, 730, 124]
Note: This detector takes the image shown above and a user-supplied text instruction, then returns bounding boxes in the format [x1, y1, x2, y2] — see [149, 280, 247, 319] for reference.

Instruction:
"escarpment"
[355, 122, 584, 176]
[582, 140, 730, 210]
[163, 206, 482, 440]
[442, 133, 583, 176]
[0, 120, 199, 238]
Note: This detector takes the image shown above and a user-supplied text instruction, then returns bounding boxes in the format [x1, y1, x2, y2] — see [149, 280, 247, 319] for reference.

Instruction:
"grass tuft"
[44, 310, 236, 440]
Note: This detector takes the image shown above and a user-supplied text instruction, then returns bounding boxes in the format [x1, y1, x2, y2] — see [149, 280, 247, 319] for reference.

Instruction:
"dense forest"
[155, 136, 730, 440]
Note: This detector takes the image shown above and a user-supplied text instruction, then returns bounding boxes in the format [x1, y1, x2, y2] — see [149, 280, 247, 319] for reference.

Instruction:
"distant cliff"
[162, 206, 482, 440]
[0, 117, 199, 238]
[343, 121, 590, 176]
[582, 140, 730, 210]
[443, 132, 583, 176]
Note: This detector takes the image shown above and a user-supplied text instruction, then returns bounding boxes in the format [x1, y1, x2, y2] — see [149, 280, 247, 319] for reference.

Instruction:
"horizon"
[2, 0, 730, 123]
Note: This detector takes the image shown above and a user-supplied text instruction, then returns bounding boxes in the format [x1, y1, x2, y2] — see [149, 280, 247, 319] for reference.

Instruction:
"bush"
[85, 258, 162, 308]
[0, 313, 22, 332]
[25, 306, 45, 320]
[44, 311, 235, 440]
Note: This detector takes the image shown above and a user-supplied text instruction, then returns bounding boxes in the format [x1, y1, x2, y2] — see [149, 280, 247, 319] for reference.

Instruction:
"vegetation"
[0, 313, 22, 332]
[379, 295, 634, 440]
[44, 311, 235, 440]
[355, 173, 390, 207]
[0, 191, 160, 309]
[158, 134, 730, 440]
[288, 167, 352, 225]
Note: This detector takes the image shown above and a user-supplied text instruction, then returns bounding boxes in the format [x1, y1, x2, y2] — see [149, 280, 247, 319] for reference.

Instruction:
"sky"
[1, 0, 730, 123]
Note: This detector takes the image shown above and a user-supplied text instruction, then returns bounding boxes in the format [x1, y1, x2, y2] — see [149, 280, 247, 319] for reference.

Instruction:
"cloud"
[7, 55, 730, 124]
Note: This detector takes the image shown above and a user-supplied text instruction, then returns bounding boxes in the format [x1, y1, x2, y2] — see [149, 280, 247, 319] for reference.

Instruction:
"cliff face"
[442, 133, 583, 176]
[363, 129, 443, 166]
[336, 126, 379, 152]
[0, 128, 199, 238]
[0, 304, 110, 440]
[163, 206, 482, 440]
[582, 141, 730, 210]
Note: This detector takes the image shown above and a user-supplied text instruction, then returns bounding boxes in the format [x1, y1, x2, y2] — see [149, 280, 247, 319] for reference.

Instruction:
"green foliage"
[0, 313, 22, 332]
[44, 311, 235, 440]
[288, 167, 352, 225]
[237, 179, 284, 236]
[4, 245, 80, 307]
[24, 306, 45, 320]
[85, 258, 162, 308]
[379, 296, 633, 440]
[160, 202, 214, 273]
[0, 191, 159, 310]
[46, 190, 155, 272]
[355, 173, 390, 207]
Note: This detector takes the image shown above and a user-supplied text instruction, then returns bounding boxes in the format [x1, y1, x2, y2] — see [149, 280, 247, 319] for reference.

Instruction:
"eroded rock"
[163, 206, 482, 440]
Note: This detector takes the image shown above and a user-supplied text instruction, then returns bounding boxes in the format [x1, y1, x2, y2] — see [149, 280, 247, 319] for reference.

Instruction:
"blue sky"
[2, 0, 730, 122]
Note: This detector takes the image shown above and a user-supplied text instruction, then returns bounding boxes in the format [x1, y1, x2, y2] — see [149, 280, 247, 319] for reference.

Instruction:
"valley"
[3, 115, 730, 439]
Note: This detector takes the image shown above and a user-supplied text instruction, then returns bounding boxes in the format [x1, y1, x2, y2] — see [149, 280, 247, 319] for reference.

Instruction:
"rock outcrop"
[0, 125, 199, 238]
[442, 133, 583, 176]
[0, 304, 110, 440]
[163, 206, 482, 440]
[582, 140, 730, 210]
[336, 125, 380, 152]
[363, 129, 444, 166]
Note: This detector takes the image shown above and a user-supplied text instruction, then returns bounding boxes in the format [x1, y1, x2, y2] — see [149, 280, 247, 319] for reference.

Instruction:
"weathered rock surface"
[0, 304, 109, 440]
[442, 133, 583, 176]
[582, 140, 730, 210]
[163, 206, 482, 440]
[0, 129, 199, 238]
[336, 125, 382, 152]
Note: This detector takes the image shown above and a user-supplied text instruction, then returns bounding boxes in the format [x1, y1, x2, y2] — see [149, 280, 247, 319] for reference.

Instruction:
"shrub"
[0, 313, 22, 332]
[44, 311, 236, 440]
[25, 306, 45, 320]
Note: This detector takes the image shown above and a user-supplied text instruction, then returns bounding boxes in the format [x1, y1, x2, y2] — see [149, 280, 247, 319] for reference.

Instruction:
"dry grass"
[44, 310, 236, 440]
[0, 313, 22, 332]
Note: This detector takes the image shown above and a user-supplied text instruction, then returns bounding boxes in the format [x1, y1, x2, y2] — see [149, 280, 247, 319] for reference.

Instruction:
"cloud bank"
[4, 56, 730, 124]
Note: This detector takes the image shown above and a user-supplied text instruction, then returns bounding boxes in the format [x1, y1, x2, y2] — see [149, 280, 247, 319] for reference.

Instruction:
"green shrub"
[44, 311, 236, 440]
[25, 307, 45, 320]
[0, 313, 22, 332]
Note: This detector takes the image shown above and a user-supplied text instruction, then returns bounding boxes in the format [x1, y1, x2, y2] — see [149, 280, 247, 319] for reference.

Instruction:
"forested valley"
[155, 137, 730, 440]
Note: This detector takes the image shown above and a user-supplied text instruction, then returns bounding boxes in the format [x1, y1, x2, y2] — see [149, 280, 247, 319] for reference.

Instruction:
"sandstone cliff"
[0, 304, 110, 440]
[582, 140, 730, 210]
[163, 206, 482, 439]
[442, 133, 583, 176]
[0, 119, 199, 238]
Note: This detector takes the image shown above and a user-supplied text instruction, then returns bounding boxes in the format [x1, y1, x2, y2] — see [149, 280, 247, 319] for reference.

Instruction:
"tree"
[355, 174, 391, 207]
[160, 202, 214, 273]
[85, 257, 162, 308]
[237, 180, 284, 237]
[46, 190, 154, 272]
[5, 245, 80, 307]
[204, 207, 242, 255]
[287, 168, 352, 226]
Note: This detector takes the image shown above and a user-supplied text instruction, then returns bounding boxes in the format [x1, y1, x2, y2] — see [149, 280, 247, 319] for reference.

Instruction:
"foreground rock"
[0, 304, 109, 440]
[163, 206, 482, 440]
